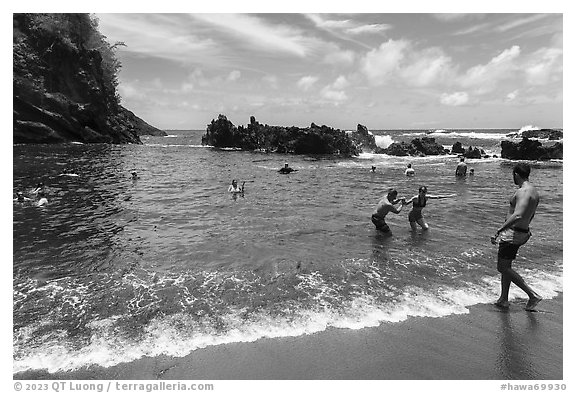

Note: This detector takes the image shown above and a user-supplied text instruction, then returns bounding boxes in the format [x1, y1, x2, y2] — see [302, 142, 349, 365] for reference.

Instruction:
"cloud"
[320, 88, 348, 103]
[331, 75, 349, 90]
[297, 76, 320, 91]
[227, 70, 241, 82]
[495, 14, 551, 33]
[506, 90, 519, 101]
[459, 46, 521, 92]
[190, 14, 317, 58]
[323, 50, 356, 67]
[400, 48, 456, 87]
[432, 14, 479, 22]
[305, 14, 391, 37]
[523, 47, 562, 86]
[96, 14, 218, 65]
[360, 39, 409, 85]
[346, 24, 392, 35]
[440, 91, 469, 106]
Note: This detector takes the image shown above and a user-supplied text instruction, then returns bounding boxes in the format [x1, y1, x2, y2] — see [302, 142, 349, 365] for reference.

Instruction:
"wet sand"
[14, 294, 563, 380]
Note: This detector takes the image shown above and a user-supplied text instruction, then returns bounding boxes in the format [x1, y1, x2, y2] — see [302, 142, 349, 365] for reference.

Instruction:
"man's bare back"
[507, 182, 539, 230]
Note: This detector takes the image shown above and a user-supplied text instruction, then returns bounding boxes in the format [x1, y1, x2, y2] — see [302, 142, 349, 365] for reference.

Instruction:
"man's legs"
[496, 256, 542, 310]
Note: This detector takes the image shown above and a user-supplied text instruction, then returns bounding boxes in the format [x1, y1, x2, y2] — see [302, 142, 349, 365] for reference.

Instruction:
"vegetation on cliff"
[13, 13, 164, 144]
[202, 115, 360, 156]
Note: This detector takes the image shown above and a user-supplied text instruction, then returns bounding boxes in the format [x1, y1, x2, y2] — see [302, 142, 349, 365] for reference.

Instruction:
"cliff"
[13, 13, 165, 144]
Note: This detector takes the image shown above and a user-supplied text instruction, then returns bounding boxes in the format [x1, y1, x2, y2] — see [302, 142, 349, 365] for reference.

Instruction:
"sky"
[94, 12, 563, 131]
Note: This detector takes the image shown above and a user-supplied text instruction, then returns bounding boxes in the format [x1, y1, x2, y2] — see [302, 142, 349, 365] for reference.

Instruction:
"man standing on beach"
[371, 188, 405, 234]
[492, 163, 542, 311]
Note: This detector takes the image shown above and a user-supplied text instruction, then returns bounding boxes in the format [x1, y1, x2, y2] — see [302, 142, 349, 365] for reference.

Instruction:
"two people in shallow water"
[372, 185, 455, 234]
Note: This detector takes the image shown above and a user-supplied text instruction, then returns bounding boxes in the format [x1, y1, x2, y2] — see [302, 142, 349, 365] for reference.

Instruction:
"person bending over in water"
[491, 162, 542, 311]
[371, 188, 405, 234]
[405, 186, 455, 231]
[278, 163, 297, 174]
[228, 179, 245, 194]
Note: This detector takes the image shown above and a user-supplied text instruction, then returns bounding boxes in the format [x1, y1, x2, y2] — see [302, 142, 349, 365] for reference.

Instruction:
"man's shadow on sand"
[495, 308, 539, 379]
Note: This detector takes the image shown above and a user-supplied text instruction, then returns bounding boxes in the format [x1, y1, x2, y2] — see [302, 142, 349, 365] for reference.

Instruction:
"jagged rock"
[383, 137, 447, 156]
[451, 142, 465, 154]
[202, 115, 359, 156]
[517, 129, 563, 140]
[462, 146, 485, 159]
[501, 137, 563, 160]
[349, 124, 378, 152]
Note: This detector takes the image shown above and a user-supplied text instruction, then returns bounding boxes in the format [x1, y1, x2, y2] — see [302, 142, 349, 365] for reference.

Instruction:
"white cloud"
[360, 39, 409, 85]
[524, 47, 562, 86]
[321, 88, 348, 103]
[506, 90, 519, 101]
[190, 14, 316, 58]
[323, 50, 356, 67]
[440, 92, 469, 106]
[297, 76, 320, 91]
[227, 70, 241, 82]
[331, 76, 349, 90]
[400, 48, 456, 87]
[459, 46, 521, 92]
[346, 24, 391, 35]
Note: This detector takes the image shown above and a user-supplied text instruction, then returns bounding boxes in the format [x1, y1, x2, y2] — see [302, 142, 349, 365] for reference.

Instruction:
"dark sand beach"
[15, 294, 563, 380]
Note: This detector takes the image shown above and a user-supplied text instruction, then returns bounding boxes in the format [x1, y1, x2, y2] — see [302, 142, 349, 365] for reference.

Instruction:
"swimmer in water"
[278, 163, 297, 174]
[404, 186, 456, 231]
[13, 191, 31, 203]
[36, 191, 48, 206]
[405, 163, 415, 176]
[228, 179, 245, 194]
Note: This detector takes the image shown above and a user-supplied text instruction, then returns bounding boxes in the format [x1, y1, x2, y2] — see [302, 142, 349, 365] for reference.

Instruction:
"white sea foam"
[374, 135, 394, 148]
[13, 266, 563, 374]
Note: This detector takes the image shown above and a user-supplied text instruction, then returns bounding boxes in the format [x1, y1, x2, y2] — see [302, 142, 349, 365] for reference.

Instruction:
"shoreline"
[14, 293, 563, 380]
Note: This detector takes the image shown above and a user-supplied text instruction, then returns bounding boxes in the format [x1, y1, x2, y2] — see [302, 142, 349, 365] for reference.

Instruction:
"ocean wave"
[13, 266, 562, 374]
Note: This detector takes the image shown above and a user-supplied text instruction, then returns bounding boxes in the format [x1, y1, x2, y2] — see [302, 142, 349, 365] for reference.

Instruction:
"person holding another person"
[455, 157, 467, 177]
[371, 188, 405, 234]
[405, 163, 415, 176]
[404, 186, 456, 231]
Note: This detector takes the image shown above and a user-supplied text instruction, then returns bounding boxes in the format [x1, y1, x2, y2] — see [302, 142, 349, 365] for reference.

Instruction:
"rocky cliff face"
[13, 13, 165, 144]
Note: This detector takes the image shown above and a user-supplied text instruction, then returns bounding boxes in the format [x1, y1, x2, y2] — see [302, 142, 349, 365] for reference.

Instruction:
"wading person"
[492, 163, 542, 311]
[405, 186, 455, 231]
[371, 188, 405, 234]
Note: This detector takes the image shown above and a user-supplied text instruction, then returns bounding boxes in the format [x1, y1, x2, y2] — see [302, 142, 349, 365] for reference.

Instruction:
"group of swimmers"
[13, 182, 48, 206]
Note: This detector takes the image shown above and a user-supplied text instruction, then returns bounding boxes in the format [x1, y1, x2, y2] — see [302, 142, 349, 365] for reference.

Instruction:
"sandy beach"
[14, 293, 563, 380]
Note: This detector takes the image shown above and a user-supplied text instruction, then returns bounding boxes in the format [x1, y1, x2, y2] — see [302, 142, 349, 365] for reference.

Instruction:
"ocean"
[12, 129, 563, 375]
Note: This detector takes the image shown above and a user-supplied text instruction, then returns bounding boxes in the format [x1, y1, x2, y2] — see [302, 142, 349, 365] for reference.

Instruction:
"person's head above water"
[418, 185, 428, 195]
[284, 163, 289, 168]
[231, 179, 238, 186]
[387, 188, 398, 201]
[407, 163, 412, 168]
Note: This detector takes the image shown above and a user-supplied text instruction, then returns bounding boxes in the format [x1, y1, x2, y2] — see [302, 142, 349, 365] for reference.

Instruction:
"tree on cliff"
[13, 13, 163, 143]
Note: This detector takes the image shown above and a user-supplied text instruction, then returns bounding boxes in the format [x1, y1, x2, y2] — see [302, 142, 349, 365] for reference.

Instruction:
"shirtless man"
[371, 188, 405, 234]
[491, 162, 542, 311]
[455, 157, 467, 177]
